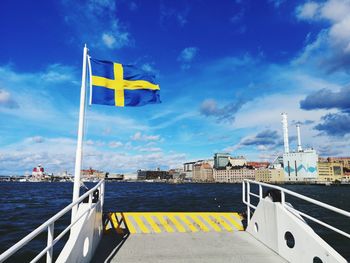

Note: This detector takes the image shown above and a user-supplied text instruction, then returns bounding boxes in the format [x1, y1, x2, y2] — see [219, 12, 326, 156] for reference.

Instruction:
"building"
[81, 168, 106, 179]
[247, 162, 270, 169]
[326, 157, 350, 169]
[281, 113, 318, 182]
[283, 150, 318, 182]
[317, 161, 343, 182]
[255, 168, 285, 183]
[193, 162, 213, 182]
[137, 170, 171, 180]
[168, 168, 186, 180]
[214, 167, 255, 183]
[229, 156, 247, 167]
[183, 161, 196, 179]
[270, 156, 283, 169]
[214, 153, 230, 169]
[270, 168, 285, 182]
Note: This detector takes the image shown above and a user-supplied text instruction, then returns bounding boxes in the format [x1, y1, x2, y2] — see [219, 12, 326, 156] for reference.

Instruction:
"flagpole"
[72, 44, 88, 222]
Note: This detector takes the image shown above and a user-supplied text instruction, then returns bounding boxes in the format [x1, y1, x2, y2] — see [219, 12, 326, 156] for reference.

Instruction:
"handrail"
[242, 179, 350, 240]
[0, 180, 105, 263]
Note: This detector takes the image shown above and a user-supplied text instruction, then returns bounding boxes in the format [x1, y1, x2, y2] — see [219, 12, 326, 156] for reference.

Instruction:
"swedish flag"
[89, 58, 161, 107]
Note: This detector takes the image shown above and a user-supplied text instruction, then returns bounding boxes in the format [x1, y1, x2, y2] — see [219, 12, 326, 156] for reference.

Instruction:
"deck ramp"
[107, 212, 244, 234]
[92, 212, 285, 262]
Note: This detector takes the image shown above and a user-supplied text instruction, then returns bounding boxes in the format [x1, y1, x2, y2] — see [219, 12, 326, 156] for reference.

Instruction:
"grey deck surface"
[92, 231, 286, 263]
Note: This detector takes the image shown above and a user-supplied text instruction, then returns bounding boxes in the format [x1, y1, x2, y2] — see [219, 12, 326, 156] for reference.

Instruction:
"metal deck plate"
[92, 231, 286, 263]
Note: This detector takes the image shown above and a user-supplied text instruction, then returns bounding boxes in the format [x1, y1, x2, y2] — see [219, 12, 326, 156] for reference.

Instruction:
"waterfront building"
[247, 161, 269, 169]
[326, 157, 350, 169]
[255, 169, 270, 182]
[317, 161, 343, 182]
[281, 113, 318, 182]
[255, 168, 285, 183]
[229, 156, 247, 167]
[183, 161, 196, 179]
[137, 170, 171, 180]
[193, 162, 213, 182]
[270, 156, 283, 169]
[214, 167, 255, 183]
[81, 168, 106, 179]
[214, 153, 231, 169]
[283, 150, 318, 182]
[169, 168, 186, 180]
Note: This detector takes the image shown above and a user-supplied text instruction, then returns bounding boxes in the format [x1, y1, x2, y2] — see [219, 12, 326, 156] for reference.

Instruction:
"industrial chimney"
[281, 113, 289, 153]
[296, 124, 303, 152]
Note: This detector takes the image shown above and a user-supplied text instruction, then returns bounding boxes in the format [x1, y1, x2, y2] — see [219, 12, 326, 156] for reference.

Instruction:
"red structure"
[247, 162, 270, 169]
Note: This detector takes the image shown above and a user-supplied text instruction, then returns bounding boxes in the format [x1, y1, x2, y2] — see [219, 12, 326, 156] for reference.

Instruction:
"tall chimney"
[296, 124, 303, 152]
[281, 113, 289, 153]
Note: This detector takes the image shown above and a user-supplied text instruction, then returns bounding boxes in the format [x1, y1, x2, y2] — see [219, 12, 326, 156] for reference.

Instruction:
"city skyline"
[1, 0, 350, 175]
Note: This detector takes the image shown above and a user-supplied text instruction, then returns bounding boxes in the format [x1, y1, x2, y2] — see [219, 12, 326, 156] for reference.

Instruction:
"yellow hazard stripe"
[143, 214, 162, 233]
[133, 215, 151, 233]
[177, 214, 199, 232]
[154, 214, 175, 233]
[199, 214, 222, 232]
[123, 214, 137, 234]
[113, 212, 243, 234]
[211, 214, 233, 232]
[167, 214, 186, 233]
[188, 214, 210, 232]
[221, 213, 244, 231]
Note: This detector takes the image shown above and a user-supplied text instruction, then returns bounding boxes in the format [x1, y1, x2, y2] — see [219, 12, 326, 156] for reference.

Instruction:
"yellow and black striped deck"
[106, 212, 244, 234]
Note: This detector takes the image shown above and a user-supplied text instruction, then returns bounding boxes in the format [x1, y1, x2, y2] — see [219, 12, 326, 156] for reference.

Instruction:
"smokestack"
[281, 113, 289, 153]
[296, 124, 303, 152]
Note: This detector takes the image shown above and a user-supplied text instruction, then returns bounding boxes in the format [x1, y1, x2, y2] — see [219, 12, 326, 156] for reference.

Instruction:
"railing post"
[89, 192, 93, 209]
[101, 181, 105, 207]
[281, 190, 285, 207]
[46, 223, 54, 263]
[259, 184, 263, 200]
[247, 182, 251, 224]
[242, 181, 245, 203]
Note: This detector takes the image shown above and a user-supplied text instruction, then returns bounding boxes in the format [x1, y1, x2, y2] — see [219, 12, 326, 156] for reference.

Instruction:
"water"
[0, 182, 349, 262]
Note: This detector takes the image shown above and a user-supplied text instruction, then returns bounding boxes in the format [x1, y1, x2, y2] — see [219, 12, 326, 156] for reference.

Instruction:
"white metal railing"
[0, 180, 105, 263]
[242, 179, 350, 239]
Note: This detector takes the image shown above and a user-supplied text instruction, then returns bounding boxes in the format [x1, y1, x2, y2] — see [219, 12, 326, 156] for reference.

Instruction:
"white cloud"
[0, 136, 187, 175]
[177, 47, 199, 69]
[295, 0, 350, 71]
[131, 132, 161, 141]
[269, 0, 286, 8]
[62, 0, 132, 50]
[40, 64, 78, 83]
[138, 147, 162, 152]
[28, 136, 45, 143]
[109, 141, 123, 148]
[0, 89, 18, 108]
[178, 47, 198, 63]
[296, 2, 320, 20]
[102, 33, 116, 48]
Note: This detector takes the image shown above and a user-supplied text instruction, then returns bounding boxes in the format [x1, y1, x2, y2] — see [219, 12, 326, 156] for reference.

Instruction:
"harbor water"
[0, 182, 349, 262]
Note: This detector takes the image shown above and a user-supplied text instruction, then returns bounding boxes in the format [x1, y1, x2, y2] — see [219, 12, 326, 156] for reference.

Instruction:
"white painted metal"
[87, 55, 93, 106]
[72, 44, 89, 222]
[0, 180, 104, 263]
[243, 179, 349, 262]
[46, 223, 54, 263]
[281, 113, 289, 153]
[296, 124, 302, 152]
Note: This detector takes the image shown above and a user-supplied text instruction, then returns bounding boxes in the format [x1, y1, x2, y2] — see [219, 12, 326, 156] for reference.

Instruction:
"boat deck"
[91, 212, 285, 262]
[92, 231, 285, 263]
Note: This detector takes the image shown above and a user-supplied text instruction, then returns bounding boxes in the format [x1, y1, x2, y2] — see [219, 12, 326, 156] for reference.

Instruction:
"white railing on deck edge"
[0, 180, 105, 263]
[242, 179, 350, 240]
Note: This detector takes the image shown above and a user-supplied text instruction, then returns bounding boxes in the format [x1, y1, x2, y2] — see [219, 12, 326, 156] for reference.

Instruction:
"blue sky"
[0, 0, 350, 175]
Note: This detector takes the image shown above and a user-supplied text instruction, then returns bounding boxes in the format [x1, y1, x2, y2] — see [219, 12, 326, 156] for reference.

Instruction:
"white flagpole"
[72, 44, 88, 222]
